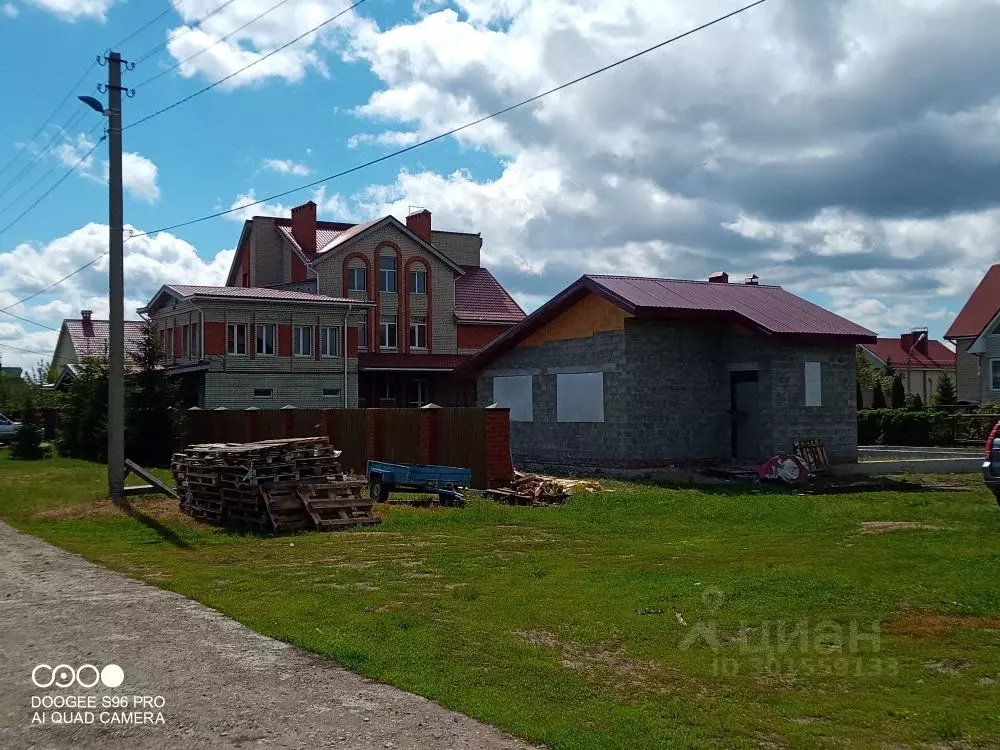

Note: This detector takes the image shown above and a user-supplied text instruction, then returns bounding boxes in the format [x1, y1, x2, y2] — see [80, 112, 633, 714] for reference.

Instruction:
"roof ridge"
[583, 273, 781, 289]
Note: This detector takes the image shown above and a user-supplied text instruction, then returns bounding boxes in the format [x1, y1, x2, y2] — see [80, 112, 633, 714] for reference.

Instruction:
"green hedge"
[858, 410, 998, 446]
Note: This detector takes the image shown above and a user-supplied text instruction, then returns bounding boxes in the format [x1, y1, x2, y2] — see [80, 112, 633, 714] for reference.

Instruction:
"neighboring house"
[221, 201, 525, 407]
[0, 367, 22, 379]
[139, 285, 372, 409]
[859, 329, 956, 404]
[50, 310, 145, 388]
[463, 273, 876, 472]
[945, 264, 1000, 403]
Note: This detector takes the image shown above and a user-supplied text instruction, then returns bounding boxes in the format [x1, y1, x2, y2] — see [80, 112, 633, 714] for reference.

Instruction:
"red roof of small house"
[862, 338, 956, 369]
[946, 264, 1000, 339]
[64, 319, 145, 359]
[358, 353, 469, 371]
[461, 274, 877, 373]
[455, 266, 526, 324]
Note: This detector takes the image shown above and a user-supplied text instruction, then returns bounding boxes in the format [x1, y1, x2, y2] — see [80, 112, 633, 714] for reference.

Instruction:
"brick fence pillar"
[419, 410, 437, 465]
[484, 408, 513, 487]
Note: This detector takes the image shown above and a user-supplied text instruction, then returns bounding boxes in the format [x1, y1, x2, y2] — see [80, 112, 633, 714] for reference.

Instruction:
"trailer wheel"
[369, 477, 391, 503]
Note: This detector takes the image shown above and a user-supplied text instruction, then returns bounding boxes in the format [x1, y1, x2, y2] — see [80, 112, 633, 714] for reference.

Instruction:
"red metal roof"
[588, 275, 876, 339]
[946, 264, 1000, 339]
[165, 285, 363, 304]
[64, 319, 145, 359]
[359, 353, 469, 371]
[862, 338, 956, 369]
[455, 266, 526, 324]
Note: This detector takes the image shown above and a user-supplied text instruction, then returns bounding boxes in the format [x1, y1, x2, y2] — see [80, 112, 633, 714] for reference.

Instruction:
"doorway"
[730, 371, 760, 460]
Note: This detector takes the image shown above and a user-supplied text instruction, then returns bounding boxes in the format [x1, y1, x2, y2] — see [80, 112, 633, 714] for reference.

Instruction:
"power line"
[135, 0, 293, 87]
[0, 305, 60, 332]
[135, 0, 244, 65]
[0, 0, 768, 316]
[125, 0, 368, 130]
[0, 340, 55, 355]
[0, 60, 97, 186]
[112, 0, 185, 50]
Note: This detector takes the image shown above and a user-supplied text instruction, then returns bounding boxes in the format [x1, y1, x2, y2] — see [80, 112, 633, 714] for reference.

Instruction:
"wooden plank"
[125, 459, 180, 498]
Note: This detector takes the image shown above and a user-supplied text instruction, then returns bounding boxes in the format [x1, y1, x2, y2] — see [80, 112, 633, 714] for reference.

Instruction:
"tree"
[856, 349, 879, 389]
[891, 374, 907, 409]
[125, 324, 182, 467]
[931, 373, 957, 408]
[872, 379, 887, 409]
[9, 387, 49, 460]
[906, 392, 924, 411]
[857, 381, 864, 410]
[883, 357, 896, 378]
[58, 356, 109, 462]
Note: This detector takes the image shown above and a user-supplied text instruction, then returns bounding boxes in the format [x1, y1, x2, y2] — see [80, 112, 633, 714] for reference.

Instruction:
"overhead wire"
[0, 340, 56, 355]
[111, 0, 186, 50]
[134, 0, 243, 65]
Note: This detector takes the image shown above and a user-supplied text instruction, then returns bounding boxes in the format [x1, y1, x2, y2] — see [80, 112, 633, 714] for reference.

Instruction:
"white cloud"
[263, 158, 311, 176]
[108, 152, 161, 203]
[55, 133, 96, 171]
[24, 0, 114, 21]
[0, 223, 232, 369]
[2, 3, 19, 18]
[226, 185, 354, 222]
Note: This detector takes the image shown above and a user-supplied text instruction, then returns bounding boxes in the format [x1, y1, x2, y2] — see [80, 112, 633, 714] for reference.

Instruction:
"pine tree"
[57, 357, 109, 462]
[125, 324, 181, 467]
[891, 374, 906, 409]
[883, 357, 896, 378]
[906, 392, 924, 411]
[872, 379, 887, 409]
[931, 373, 957, 408]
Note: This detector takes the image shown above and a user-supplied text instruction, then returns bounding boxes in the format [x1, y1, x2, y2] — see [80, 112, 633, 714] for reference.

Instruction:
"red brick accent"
[314, 318, 321, 361]
[402, 257, 431, 354]
[405, 209, 432, 245]
[419, 410, 437, 465]
[457, 324, 504, 351]
[342, 252, 373, 349]
[240, 239, 250, 286]
[484, 409, 514, 486]
[278, 324, 292, 357]
[249, 313, 256, 359]
[291, 251, 308, 283]
[203, 322, 226, 356]
[373, 241, 402, 353]
[291, 201, 317, 254]
[173, 327, 182, 363]
[347, 326, 359, 357]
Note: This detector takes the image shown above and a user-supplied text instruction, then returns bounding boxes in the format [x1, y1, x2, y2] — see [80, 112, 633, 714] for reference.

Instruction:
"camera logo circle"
[31, 664, 124, 689]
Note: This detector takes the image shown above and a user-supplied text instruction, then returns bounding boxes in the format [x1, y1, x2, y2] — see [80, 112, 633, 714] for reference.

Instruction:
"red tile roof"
[589, 275, 876, 339]
[359, 353, 469, 371]
[946, 264, 1000, 339]
[862, 338, 956, 369]
[165, 285, 363, 304]
[455, 267, 526, 324]
[64, 319, 145, 359]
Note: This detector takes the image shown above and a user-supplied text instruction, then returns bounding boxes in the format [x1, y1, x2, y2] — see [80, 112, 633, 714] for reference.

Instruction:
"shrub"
[931, 373, 957, 408]
[906, 393, 924, 411]
[871, 380, 887, 409]
[9, 422, 49, 460]
[891, 375, 906, 409]
[857, 409, 957, 446]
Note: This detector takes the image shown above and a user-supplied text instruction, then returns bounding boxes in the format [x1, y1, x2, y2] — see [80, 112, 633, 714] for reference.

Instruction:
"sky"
[0, 0, 997, 370]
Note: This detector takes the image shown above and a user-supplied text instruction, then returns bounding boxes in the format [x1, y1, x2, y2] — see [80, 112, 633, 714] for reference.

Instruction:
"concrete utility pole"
[107, 51, 126, 502]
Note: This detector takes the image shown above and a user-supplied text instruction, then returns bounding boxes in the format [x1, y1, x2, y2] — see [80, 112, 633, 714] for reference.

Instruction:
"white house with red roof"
[945, 264, 1000, 403]
[140, 202, 525, 409]
[859, 329, 956, 404]
[50, 310, 146, 387]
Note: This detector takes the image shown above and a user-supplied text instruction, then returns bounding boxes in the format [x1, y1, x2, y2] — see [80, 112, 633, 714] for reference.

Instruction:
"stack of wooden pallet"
[171, 437, 378, 533]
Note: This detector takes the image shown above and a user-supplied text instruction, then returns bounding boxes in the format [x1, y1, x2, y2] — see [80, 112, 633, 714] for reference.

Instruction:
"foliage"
[871, 379, 887, 409]
[931, 373, 957, 408]
[124, 324, 182, 467]
[856, 381, 864, 410]
[906, 393, 924, 411]
[891, 374, 907, 409]
[858, 409, 958, 445]
[883, 357, 896, 377]
[9, 389, 49, 460]
[855, 349, 879, 389]
[57, 357, 109, 462]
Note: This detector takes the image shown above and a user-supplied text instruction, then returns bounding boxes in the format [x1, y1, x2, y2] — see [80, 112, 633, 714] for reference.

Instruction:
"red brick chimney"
[291, 201, 317, 254]
[901, 328, 930, 356]
[708, 271, 729, 283]
[81, 310, 94, 337]
[406, 208, 432, 245]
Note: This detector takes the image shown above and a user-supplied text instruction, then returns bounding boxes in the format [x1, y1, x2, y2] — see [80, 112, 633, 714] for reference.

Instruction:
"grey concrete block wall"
[954, 339, 981, 403]
[203, 371, 358, 409]
[477, 319, 860, 469]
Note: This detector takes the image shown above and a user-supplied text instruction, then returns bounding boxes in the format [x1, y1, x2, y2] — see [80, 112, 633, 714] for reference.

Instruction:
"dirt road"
[0, 522, 535, 749]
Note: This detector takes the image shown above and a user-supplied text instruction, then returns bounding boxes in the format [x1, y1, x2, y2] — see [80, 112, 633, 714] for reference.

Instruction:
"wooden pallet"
[794, 439, 831, 475]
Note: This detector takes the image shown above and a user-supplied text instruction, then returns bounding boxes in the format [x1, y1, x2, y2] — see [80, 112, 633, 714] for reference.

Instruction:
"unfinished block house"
[464, 273, 877, 472]
[142, 202, 524, 409]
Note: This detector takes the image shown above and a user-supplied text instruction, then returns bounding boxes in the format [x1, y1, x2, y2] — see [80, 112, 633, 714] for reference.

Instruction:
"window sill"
[226, 352, 249, 357]
[293, 354, 314, 359]
[320, 354, 343, 359]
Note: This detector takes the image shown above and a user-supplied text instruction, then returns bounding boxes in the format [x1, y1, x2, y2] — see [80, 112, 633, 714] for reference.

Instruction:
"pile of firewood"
[171, 437, 378, 533]
[485, 470, 603, 506]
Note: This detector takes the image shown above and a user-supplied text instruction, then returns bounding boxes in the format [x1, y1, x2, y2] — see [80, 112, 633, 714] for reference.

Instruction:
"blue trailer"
[366, 460, 471, 506]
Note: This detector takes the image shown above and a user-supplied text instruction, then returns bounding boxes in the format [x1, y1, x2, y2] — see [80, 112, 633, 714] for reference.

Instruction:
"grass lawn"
[2, 452, 1000, 748]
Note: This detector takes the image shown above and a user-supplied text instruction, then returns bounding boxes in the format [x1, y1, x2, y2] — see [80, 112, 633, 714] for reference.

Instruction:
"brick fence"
[183, 407, 513, 489]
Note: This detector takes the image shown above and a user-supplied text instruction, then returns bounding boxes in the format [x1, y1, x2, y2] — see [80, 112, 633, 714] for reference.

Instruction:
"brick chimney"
[708, 271, 729, 283]
[81, 310, 94, 337]
[291, 201, 317, 254]
[901, 328, 929, 356]
[406, 208, 432, 245]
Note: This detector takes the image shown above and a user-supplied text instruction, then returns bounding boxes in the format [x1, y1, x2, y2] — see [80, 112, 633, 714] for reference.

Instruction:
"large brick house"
[142, 202, 524, 409]
[463, 273, 876, 472]
[946, 264, 1000, 403]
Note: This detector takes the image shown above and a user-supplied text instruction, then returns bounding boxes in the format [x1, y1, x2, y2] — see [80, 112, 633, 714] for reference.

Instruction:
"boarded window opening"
[556, 372, 604, 423]
[493, 375, 532, 422]
[805, 361, 822, 406]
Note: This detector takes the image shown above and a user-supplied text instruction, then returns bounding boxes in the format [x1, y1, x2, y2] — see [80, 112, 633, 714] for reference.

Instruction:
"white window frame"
[380, 315, 397, 350]
[191, 324, 200, 359]
[293, 325, 313, 358]
[409, 316, 428, 350]
[379, 255, 397, 294]
[805, 361, 823, 406]
[256, 323, 276, 356]
[227, 323, 247, 356]
[991, 359, 1000, 391]
[320, 326, 341, 358]
[409, 268, 427, 295]
[181, 324, 190, 359]
[347, 267, 366, 292]
[556, 372, 605, 423]
[323, 387, 342, 398]
[253, 388, 273, 399]
[356, 315, 368, 352]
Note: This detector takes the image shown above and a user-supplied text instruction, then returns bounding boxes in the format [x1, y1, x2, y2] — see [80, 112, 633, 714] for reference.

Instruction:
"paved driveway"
[0, 522, 534, 749]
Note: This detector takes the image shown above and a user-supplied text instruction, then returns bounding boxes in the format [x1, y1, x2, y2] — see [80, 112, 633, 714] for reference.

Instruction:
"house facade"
[945, 265, 1000, 403]
[464, 273, 876, 472]
[859, 328, 956, 404]
[50, 311, 145, 387]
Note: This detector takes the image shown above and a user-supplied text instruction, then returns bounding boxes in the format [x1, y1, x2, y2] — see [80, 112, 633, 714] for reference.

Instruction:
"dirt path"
[0, 522, 535, 749]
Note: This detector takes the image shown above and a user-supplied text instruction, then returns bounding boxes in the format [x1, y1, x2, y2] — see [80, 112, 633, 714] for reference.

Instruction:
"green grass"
[3, 451, 1000, 748]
